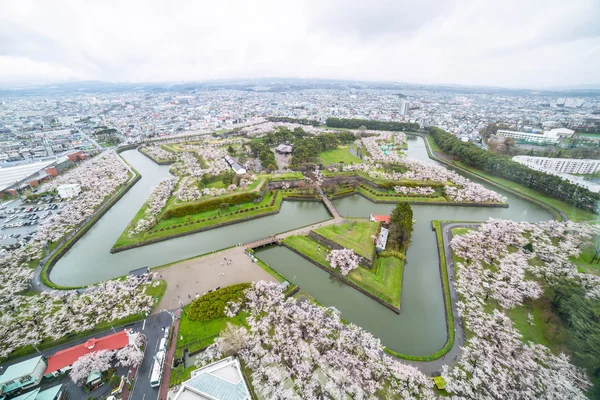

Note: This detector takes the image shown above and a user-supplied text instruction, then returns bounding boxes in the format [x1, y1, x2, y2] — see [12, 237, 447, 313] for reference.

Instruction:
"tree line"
[250, 126, 356, 167]
[428, 127, 600, 213]
[268, 116, 321, 126]
[551, 278, 600, 390]
[326, 117, 420, 132]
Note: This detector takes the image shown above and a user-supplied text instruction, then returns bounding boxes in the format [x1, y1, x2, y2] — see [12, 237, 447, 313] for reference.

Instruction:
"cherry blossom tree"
[326, 248, 360, 275]
[69, 349, 114, 386]
[116, 345, 144, 369]
[215, 281, 433, 399]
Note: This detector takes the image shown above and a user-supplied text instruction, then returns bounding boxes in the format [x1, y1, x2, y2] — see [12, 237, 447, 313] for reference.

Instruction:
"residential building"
[512, 156, 600, 175]
[9, 384, 64, 400]
[43, 331, 130, 378]
[57, 184, 81, 199]
[369, 214, 390, 226]
[399, 100, 409, 116]
[0, 356, 47, 396]
[375, 227, 389, 252]
[173, 357, 251, 400]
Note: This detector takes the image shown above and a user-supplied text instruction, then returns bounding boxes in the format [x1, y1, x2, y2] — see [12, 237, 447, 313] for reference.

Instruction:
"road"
[130, 311, 176, 400]
[0, 311, 176, 400]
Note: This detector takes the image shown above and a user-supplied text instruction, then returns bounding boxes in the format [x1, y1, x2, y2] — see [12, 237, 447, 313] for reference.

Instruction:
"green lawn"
[206, 180, 227, 189]
[272, 171, 304, 180]
[176, 311, 248, 358]
[314, 221, 378, 258]
[319, 146, 361, 166]
[571, 245, 600, 276]
[284, 235, 404, 308]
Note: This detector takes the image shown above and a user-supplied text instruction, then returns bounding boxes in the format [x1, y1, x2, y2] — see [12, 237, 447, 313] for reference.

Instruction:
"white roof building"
[0, 160, 56, 192]
[57, 184, 81, 199]
[496, 128, 574, 144]
[173, 357, 251, 400]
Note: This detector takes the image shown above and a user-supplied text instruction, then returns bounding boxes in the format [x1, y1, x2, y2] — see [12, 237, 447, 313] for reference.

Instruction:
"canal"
[50, 135, 554, 356]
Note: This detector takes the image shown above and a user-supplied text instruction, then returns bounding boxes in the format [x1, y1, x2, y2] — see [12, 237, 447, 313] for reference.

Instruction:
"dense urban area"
[1, 79, 600, 400]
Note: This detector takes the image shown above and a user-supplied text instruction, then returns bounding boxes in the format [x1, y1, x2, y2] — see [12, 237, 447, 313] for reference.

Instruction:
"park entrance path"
[153, 246, 278, 313]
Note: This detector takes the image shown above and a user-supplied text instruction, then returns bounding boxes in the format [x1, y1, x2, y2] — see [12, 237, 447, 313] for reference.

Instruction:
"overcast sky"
[1, 0, 599, 88]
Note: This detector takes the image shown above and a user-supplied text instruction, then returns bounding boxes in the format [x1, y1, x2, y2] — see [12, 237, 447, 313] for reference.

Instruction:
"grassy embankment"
[571, 245, 600, 276]
[284, 226, 404, 309]
[113, 189, 316, 249]
[319, 145, 361, 166]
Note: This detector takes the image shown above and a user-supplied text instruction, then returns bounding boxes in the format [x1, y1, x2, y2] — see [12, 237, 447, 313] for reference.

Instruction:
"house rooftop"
[370, 214, 390, 224]
[174, 357, 250, 400]
[10, 384, 63, 400]
[44, 331, 129, 375]
[0, 356, 44, 386]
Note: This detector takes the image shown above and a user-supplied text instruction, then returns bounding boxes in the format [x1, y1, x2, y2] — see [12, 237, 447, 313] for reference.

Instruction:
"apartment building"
[513, 156, 600, 175]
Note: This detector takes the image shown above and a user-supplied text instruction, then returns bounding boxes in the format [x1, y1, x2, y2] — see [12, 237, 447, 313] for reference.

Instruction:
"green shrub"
[165, 192, 260, 218]
[187, 283, 251, 321]
[378, 250, 406, 260]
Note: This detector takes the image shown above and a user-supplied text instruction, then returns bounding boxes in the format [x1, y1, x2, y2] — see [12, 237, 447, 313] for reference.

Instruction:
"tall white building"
[496, 128, 574, 144]
[513, 156, 600, 175]
[399, 101, 409, 116]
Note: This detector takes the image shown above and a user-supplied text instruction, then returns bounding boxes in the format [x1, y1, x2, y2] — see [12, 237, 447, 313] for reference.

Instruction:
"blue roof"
[9, 384, 62, 400]
[187, 373, 249, 400]
[0, 356, 44, 386]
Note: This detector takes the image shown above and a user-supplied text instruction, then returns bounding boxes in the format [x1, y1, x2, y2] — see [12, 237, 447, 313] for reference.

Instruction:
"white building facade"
[513, 156, 600, 175]
[497, 128, 574, 144]
[57, 184, 81, 199]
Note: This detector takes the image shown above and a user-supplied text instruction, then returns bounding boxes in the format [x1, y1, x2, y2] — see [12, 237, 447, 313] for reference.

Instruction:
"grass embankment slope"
[571, 244, 600, 276]
[314, 221, 378, 258]
[284, 233, 403, 308]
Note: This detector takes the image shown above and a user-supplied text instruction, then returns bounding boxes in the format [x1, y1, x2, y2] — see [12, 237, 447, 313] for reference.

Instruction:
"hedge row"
[165, 191, 261, 218]
[188, 283, 251, 321]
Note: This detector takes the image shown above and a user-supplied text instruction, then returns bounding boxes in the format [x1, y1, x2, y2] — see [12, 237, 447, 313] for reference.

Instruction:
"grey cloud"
[309, 0, 458, 39]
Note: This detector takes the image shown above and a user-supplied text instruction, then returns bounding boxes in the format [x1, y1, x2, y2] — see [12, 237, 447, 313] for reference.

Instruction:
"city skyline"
[1, 0, 599, 88]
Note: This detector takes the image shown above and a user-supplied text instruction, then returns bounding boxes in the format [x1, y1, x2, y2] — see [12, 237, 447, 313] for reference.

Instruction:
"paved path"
[158, 309, 182, 400]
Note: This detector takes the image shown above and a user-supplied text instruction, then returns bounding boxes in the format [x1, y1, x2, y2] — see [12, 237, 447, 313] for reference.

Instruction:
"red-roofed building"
[44, 331, 130, 377]
[370, 214, 390, 226]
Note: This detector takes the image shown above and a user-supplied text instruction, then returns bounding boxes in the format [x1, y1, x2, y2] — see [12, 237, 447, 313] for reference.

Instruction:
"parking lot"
[0, 196, 69, 251]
